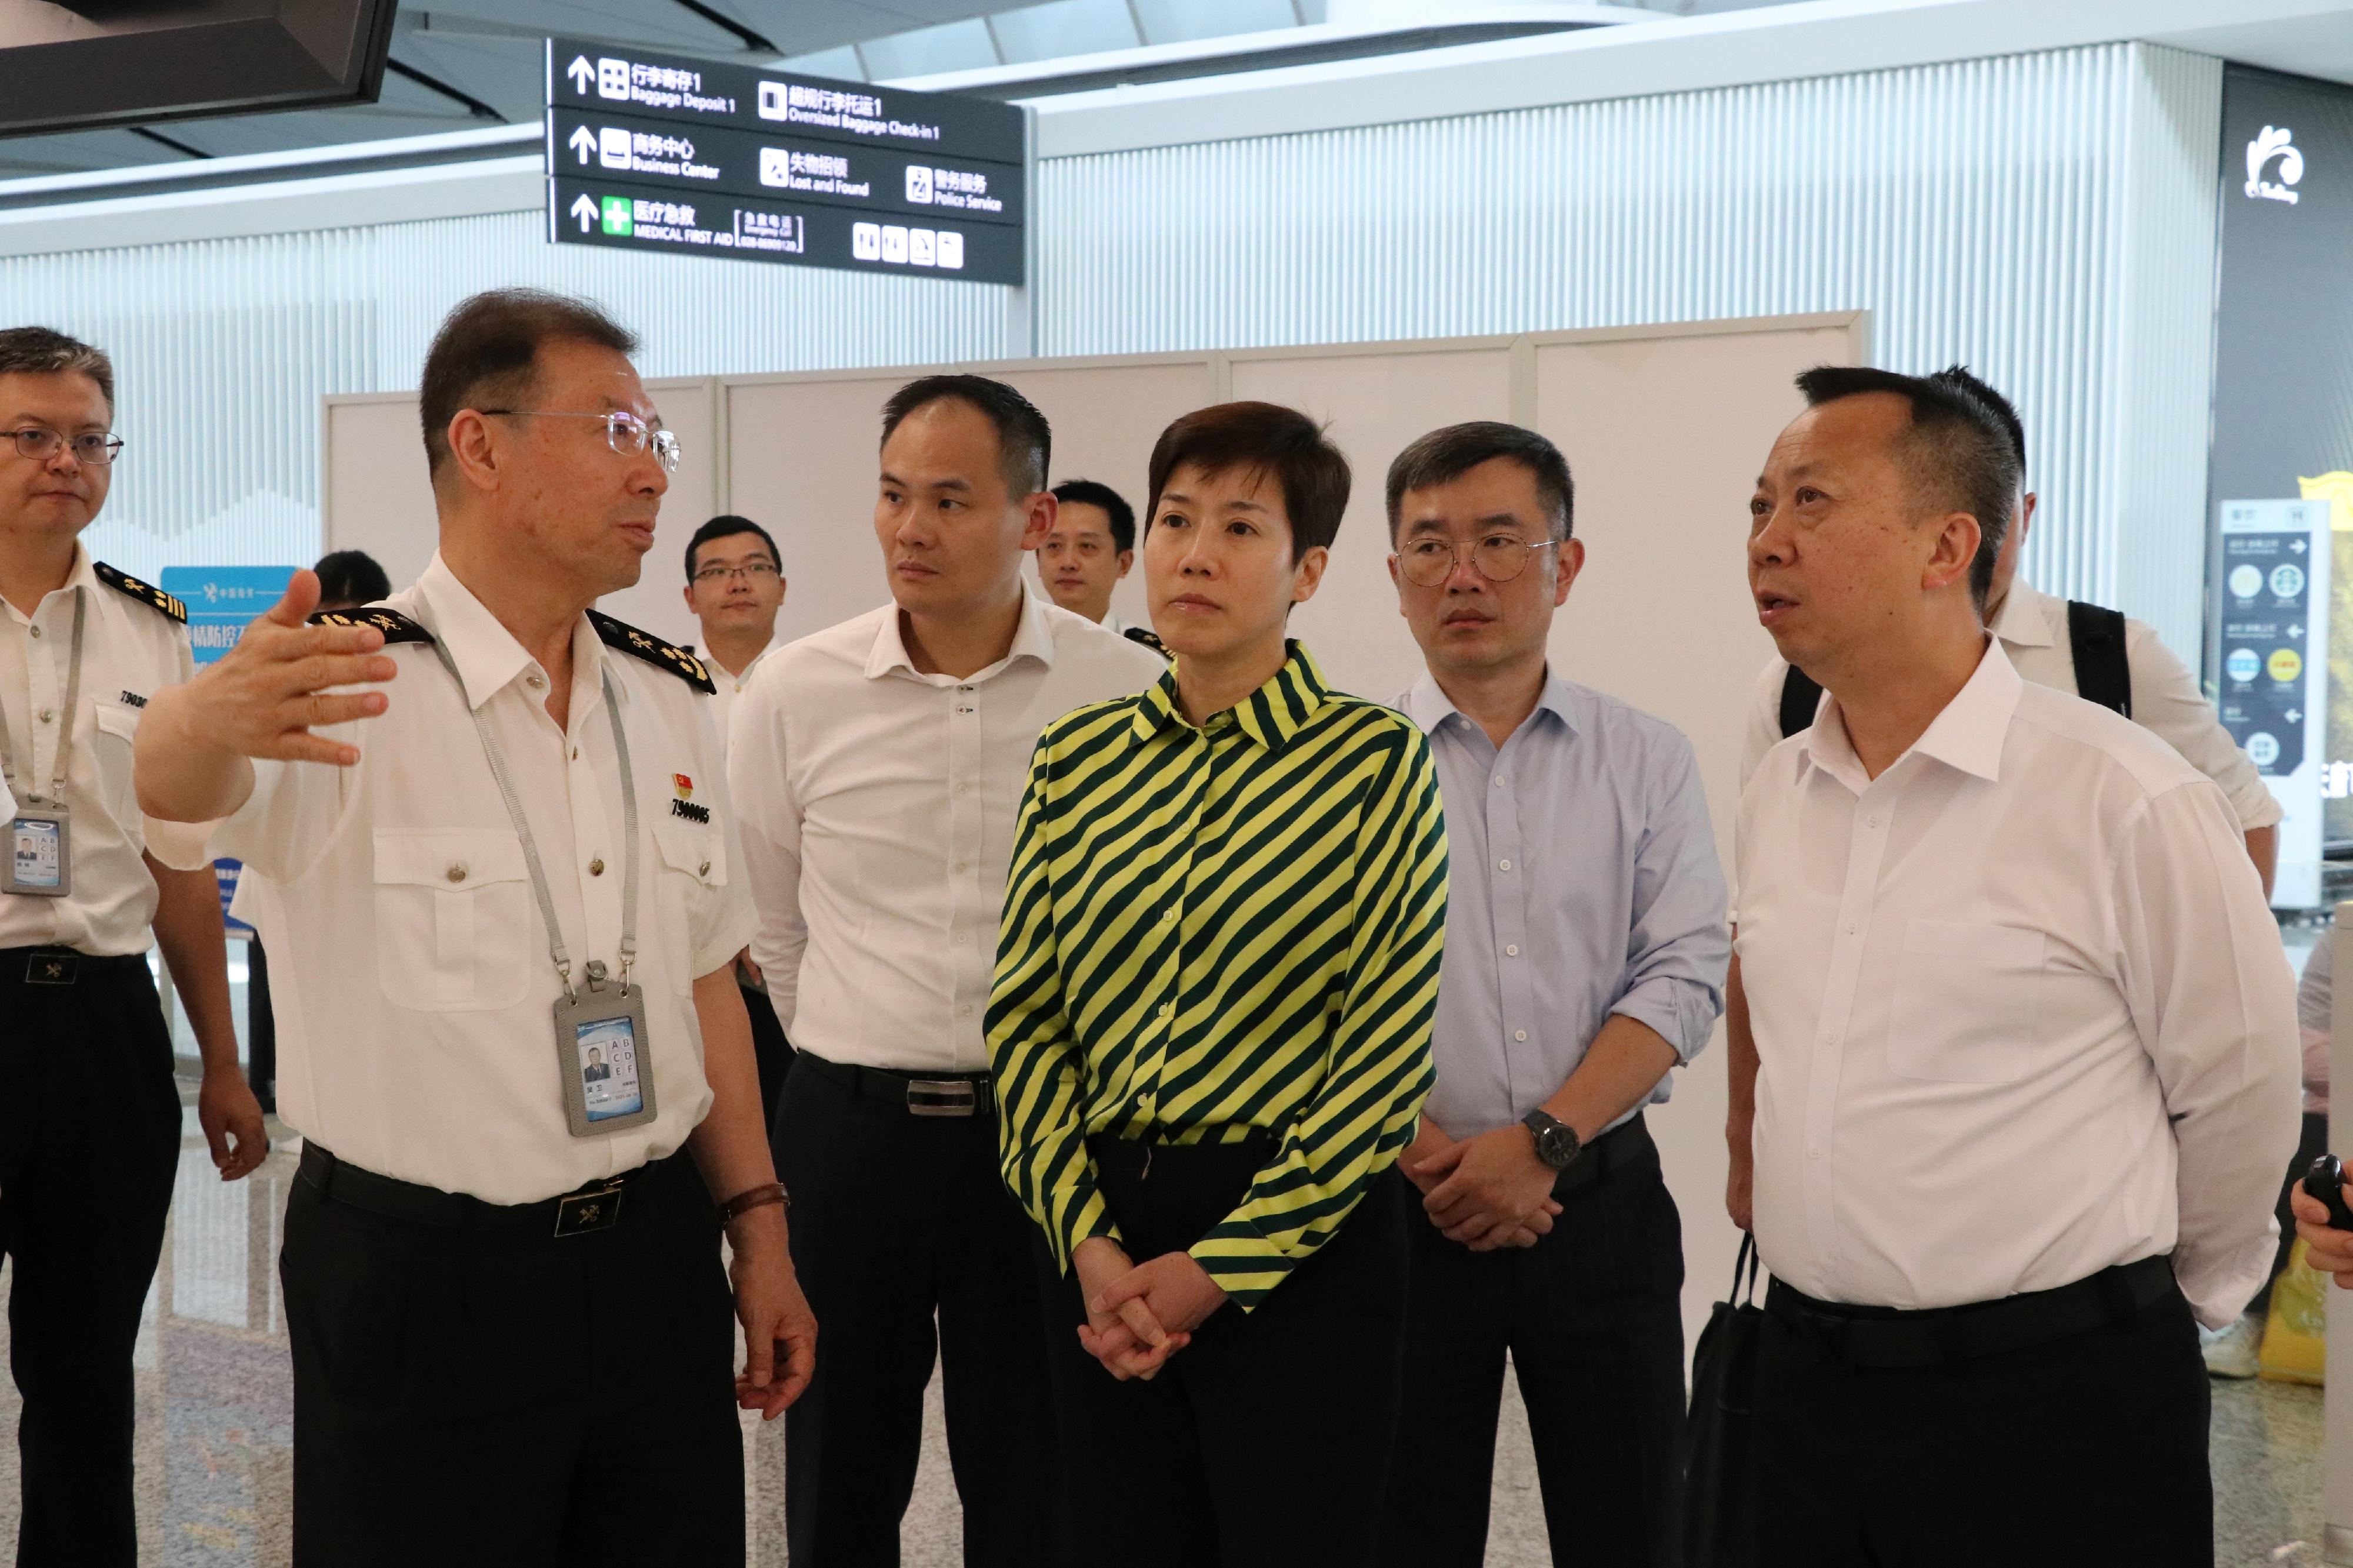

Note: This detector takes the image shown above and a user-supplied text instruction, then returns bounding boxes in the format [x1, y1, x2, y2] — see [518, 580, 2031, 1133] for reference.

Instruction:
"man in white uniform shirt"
[135, 291, 815, 1564]
[732, 375, 1162, 1566]
[1739, 366, 2281, 892]
[0, 326, 266, 1565]
[1728, 365, 2297, 1564]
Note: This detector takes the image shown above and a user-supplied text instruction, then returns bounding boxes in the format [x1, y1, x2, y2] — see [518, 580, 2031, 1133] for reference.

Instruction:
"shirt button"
[526, 673, 545, 690]
[588, 858, 605, 876]
[1808, 1144, 1824, 1159]
[26, 625, 39, 639]
[1506, 945, 1519, 956]
[1845, 922, 1857, 935]
[446, 864, 468, 883]
[37, 709, 51, 723]
[1514, 1030, 1529, 1042]
[1164, 908, 1178, 923]
[1498, 859, 1511, 871]
[698, 860, 711, 877]
[959, 1005, 973, 1019]
[1161, 1003, 1174, 1017]
[1867, 816, 1879, 828]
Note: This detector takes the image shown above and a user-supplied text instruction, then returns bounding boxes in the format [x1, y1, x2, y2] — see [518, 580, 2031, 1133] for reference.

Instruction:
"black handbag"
[1684, 1232, 1764, 1567]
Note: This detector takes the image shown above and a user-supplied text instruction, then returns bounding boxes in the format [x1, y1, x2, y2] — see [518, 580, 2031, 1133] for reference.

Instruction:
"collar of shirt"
[865, 581, 1059, 686]
[1398, 668, 1582, 749]
[1797, 637, 2019, 796]
[1131, 639, 1333, 750]
[0, 541, 98, 631]
[414, 553, 623, 720]
[1988, 576, 2058, 650]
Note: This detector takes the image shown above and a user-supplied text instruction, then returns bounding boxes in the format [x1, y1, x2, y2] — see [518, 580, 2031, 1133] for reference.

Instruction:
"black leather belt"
[798, 1050, 993, 1119]
[1765, 1254, 2179, 1369]
[298, 1142, 666, 1239]
[1552, 1110, 1657, 1200]
[1, 946, 152, 986]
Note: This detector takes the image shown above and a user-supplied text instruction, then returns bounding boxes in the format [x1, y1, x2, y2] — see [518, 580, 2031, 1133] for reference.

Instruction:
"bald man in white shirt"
[1728, 365, 2297, 1565]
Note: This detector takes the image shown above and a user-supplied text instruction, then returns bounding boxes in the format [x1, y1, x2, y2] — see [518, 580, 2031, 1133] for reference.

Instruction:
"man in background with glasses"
[681, 513, 794, 1121]
[135, 289, 814, 1563]
[0, 326, 268, 1564]
[1378, 422, 1727, 1567]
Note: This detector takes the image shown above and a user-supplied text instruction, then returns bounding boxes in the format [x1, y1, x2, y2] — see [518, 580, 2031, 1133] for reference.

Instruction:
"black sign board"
[544, 36, 1025, 284]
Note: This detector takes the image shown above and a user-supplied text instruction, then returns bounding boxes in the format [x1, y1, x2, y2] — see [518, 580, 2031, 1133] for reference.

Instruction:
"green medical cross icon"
[601, 196, 633, 236]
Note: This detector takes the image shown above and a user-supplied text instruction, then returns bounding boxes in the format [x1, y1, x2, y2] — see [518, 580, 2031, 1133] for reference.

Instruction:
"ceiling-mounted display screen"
[0, 0, 396, 138]
[544, 36, 1026, 286]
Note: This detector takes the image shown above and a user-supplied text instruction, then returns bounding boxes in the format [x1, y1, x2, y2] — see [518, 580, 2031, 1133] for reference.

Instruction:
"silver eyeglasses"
[479, 408, 681, 474]
[1394, 533, 1561, 588]
[7, 428, 123, 466]
[692, 562, 781, 585]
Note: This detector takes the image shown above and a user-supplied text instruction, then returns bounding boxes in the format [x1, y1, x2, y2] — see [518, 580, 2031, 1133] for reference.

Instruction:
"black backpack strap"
[1777, 665, 1825, 739]
[2065, 600, 2132, 719]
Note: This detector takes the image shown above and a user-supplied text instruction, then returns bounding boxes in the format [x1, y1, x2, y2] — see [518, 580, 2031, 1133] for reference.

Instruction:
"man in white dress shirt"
[135, 291, 814, 1563]
[731, 375, 1162, 1565]
[681, 512, 793, 1119]
[1728, 365, 2297, 1564]
[1738, 366, 2281, 893]
[0, 326, 266, 1565]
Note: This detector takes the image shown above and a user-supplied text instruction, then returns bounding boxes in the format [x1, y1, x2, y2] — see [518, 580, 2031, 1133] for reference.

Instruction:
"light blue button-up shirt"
[1397, 672, 1730, 1138]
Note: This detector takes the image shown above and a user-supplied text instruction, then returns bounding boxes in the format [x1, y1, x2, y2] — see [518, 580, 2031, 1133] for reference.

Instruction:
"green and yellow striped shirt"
[988, 642, 1448, 1310]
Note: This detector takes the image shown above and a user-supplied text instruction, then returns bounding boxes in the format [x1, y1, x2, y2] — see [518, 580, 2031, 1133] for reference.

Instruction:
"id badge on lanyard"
[429, 635, 659, 1137]
[2, 594, 84, 900]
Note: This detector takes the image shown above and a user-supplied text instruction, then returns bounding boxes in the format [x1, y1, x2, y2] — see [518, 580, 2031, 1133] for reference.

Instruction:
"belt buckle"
[553, 1182, 624, 1238]
[24, 952, 76, 986]
[906, 1079, 978, 1118]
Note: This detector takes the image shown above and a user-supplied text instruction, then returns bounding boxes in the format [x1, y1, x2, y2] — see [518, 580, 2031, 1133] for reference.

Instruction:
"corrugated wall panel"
[0, 211, 1012, 579]
[1034, 42, 2224, 650]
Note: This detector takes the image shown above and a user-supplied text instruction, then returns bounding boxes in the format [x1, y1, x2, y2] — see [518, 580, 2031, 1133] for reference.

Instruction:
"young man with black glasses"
[681, 513, 788, 754]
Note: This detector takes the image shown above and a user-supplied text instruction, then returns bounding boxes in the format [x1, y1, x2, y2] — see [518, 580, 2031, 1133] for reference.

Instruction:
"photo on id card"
[575, 1017, 644, 1121]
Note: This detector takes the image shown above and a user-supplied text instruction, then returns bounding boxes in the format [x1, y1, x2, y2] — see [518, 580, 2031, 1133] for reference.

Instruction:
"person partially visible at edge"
[990, 399, 1449, 1568]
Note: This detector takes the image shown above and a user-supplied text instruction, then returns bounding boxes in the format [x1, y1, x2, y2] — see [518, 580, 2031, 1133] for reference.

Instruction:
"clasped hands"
[1402, 1115, 1562, 1252]
[1071, 1236, 1228, 1382]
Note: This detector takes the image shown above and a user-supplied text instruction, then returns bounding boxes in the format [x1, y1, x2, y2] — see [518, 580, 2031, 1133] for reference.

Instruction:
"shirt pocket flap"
[652, 816, 726, 886]
[372, 830, 529, 890]
[92, 702, 141, 740]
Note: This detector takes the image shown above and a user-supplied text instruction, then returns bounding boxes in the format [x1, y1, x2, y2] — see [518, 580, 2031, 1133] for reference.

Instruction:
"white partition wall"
[322, 309, 1865, 1355]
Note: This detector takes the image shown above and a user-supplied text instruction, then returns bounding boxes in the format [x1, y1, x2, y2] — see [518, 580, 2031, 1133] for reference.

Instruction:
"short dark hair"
[1385, 421, 1574, 544]
[1049, 479, 1136, 553]
[1145, 402, 1352, 556]
[1793, 365, 2022, 608]
[313, 549, 391, 608]
[0, 326, 114, 408]
[685, 514, 782, 582]
[879, 374, 1049, 498]
[419, 289, 636, 479]
[1929, 364, 2026, 477]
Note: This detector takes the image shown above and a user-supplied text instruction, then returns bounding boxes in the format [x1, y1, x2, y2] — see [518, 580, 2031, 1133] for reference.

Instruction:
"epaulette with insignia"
[94, 562, 187, 624]
[1124, 626, 1173, 660]
[308, 606, 435, 645]
[588, 609, 715, 694]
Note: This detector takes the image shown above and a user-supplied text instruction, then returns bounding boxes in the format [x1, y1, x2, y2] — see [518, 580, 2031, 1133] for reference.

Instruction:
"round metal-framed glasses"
[479, 409, 681, 474]
[1394, 534, 1561, 588]
[7, 429, 123, 466]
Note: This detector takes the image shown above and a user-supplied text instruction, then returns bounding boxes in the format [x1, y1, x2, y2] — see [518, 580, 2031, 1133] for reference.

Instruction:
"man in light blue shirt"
[1375, 422, 1728, 1568]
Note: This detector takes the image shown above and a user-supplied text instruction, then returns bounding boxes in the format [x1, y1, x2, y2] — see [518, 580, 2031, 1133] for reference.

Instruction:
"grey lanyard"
[427, 639, 639, 1003]
[0, 592, 85, 808]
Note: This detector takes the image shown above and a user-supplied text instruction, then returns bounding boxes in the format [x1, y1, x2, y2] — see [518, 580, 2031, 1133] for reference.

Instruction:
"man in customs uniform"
[135, 290, 815, 1563]
[0, 326, 267, 1564]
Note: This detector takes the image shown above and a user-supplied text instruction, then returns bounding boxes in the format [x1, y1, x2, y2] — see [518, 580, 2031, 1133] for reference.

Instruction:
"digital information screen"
[543, 38, 1025, 285]
[2212, 501, 2331, 907]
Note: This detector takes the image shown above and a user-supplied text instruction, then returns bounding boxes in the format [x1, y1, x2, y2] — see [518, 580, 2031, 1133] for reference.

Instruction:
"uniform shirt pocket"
[1888, 919, 2047, 1084]
[88, 700, 142, 828]
[372, 830, 533, 1011]
[652, 815, 726, 994]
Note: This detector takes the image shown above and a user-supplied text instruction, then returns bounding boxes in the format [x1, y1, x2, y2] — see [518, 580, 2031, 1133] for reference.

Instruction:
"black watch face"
[1541, 1127, 1576, 1167]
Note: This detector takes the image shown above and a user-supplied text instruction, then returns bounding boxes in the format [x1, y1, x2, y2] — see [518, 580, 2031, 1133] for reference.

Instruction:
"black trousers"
[280, 1149, 743, 1566]
[774, 1057, 1064, 1567]
[1751, 1276, 2211, 1566]
[0, 950, 180, 1567]
[741, 981, 794, 1135]
[1038, 1136, 1411, 1568]
[1379, 1145, 1687, 1567]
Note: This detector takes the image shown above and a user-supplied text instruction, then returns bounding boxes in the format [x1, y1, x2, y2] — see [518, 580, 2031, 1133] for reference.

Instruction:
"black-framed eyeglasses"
[1394, 534, 1561, 588]
[6, 428, 122, 466]
[479, 408, 680, 474]
[692, 562, 781, 585]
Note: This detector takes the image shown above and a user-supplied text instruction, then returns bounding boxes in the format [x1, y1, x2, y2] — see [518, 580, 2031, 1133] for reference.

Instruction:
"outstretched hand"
[181, 569, 398, 766]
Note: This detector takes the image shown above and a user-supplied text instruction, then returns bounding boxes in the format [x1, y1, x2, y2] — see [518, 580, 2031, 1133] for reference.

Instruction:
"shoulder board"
[1124, 625, 1173, 660]
[307, 606, 435, 645]
[589, 609, 715, 694]
[92, 562, 186, 624]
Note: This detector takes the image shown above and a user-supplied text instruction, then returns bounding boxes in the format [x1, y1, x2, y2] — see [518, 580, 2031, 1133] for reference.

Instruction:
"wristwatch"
[1522, 1109, 1583, 1171]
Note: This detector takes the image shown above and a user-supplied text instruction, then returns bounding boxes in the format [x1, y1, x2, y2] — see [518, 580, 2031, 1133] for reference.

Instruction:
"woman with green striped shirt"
[988, 401, 1450, 1567]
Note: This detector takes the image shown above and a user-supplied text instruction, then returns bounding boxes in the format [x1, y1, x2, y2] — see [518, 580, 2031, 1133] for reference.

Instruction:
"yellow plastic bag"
[2259, 1237, 2329, 1385]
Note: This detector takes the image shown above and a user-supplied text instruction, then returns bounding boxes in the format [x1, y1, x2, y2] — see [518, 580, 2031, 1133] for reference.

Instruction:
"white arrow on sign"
[566, 55, 595, 92]
[570, 193, 599, 233]
[568, 125, 596, 164]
